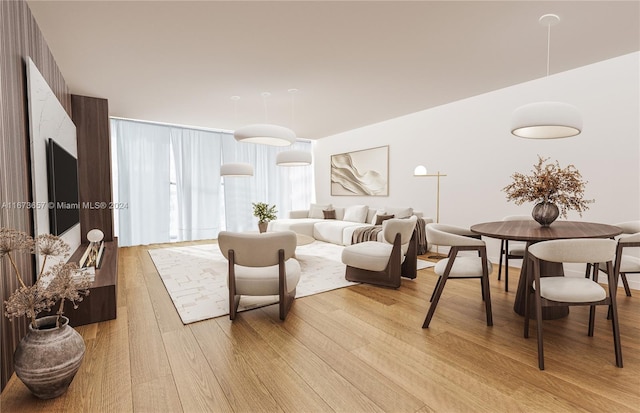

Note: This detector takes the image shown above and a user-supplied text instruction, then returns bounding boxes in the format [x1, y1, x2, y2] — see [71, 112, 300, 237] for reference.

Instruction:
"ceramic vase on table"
[13, 315, 85, 399]
[532, 202, 560, 227]
[258, 222, 268, 233]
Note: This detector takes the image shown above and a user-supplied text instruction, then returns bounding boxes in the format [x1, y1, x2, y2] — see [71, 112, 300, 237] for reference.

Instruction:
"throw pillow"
[370, 208, 386, 224]
[309, 203, 331, 219]
[375, 214, 394, 225]
[384, 206, 413, 219]
[343, 205, 369, 223]
[323, 209, 336, 219]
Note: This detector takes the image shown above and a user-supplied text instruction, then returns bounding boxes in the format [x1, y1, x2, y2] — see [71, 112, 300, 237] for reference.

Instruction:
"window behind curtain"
[111, 118, 314, 246]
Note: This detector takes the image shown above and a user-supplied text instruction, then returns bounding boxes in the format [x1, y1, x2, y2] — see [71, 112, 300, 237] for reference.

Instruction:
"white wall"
[314, 52, 640, 284]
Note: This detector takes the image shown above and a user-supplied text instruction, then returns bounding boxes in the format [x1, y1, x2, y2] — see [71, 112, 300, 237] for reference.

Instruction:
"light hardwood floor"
[2, 241, 639, 412]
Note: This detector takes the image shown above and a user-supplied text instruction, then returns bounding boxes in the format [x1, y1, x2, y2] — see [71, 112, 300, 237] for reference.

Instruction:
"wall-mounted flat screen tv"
[46, 138, 80, 236]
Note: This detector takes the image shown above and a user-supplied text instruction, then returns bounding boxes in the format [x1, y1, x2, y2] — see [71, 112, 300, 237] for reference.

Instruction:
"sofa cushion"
[342, 241, 394, 272]
[343, 205, 369, 223]
[309, 203, 331, 219]
[314, 220, 370, 245]
[323, 209, 336, 219]
[230, 258, 301, 295]
[375, 214, 394, 225]
[384, 206, 413, 219]
[268, 218, 323, 237]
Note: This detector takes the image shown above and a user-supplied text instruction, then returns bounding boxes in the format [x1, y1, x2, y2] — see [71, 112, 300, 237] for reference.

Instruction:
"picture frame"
[331, 145, 389, 196]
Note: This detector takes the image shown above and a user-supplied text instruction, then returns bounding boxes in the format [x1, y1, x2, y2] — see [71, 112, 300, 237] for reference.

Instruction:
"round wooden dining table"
[470, 220, 622, 319]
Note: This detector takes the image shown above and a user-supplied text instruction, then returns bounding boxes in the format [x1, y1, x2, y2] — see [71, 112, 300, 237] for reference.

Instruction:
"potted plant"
[502, 155, 594, 226]
[252, 202, 278, 233]
[1, 228, 91, 399]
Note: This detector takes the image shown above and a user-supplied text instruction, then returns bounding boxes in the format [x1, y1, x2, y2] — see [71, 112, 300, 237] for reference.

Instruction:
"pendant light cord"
[262, 92, 270, 123]
[288, 88, 298, 130]
[546, 22, 551, 77]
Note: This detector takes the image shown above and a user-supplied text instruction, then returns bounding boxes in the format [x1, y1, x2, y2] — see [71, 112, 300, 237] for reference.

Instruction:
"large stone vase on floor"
[13, 315, 85, 399]
[532, 202, 560, 227]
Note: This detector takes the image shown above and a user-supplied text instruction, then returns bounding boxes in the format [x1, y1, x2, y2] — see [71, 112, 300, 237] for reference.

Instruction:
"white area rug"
[149, 241, 436, 325]
[149, 241, 357, 324]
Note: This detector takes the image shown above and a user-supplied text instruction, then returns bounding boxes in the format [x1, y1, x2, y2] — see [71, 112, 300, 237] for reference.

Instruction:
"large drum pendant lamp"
[234, 92, 296, 146]
[234, 123, 296, 146]
[511, 14, 582, 139]
[220, 163, 254, 177]
[511, 101, 582, 139]
[276, 150, 312, 166]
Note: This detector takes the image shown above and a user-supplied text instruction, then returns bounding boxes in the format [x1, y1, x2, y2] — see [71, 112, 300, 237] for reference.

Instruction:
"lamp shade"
[87, 228, 104, 243]
[234, 124, 296, 146]
[413, 165, 427, 176]
[220, 163, 254, 176]
[276, 150, 312, 166]
[511, 101, 582, 139]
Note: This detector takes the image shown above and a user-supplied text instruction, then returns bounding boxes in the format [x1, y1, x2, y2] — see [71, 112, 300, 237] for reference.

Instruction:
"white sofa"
[268, 204, 432, 247]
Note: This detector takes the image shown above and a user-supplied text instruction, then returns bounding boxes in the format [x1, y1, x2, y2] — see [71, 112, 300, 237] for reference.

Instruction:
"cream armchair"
[218, 231, 300, 321]
[341, 216, 418, 288]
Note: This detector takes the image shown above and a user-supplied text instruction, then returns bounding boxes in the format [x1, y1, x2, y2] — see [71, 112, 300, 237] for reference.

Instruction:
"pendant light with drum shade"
[220, 162, 254, 177]
[234, 92, 296, 146]
[220, 96, 254, 177]
[276, 89, 313, 166]
[511, 14, 582, 139]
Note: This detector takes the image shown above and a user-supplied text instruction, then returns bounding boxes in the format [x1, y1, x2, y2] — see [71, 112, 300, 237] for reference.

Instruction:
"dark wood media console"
[49, 238, 118, 327]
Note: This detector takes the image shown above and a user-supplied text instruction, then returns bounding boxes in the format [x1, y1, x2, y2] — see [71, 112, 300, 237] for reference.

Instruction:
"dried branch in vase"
[502, 155, 594, 218]
[1, 228, 90, 329]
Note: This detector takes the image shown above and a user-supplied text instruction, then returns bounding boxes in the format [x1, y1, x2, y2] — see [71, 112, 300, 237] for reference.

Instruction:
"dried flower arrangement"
[502, 155, 594, 218]
[1, 228, 91, 329]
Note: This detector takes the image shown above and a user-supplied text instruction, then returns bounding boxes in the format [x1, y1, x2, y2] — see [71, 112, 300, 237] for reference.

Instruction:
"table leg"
[513, 242, 569, 319]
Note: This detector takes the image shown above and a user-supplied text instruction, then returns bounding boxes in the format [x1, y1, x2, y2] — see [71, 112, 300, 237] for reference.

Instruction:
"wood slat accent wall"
[0, 0, 72, 391]
[72, 95, 114, 243]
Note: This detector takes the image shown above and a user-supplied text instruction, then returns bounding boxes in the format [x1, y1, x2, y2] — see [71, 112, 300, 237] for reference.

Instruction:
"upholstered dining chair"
[218, 231, 300, 321]
[584, 221, 640, 297]
[422, 223, 493, 328]
[341, 215, 417, 288]
[525, 238, 622, 370]
[498, 215, 532, 292]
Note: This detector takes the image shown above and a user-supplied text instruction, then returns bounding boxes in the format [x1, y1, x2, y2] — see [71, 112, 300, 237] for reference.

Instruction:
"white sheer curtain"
[170, 127, 222, 241]
[112, 118, 314, 243]
[221, 134, 256, 232]
[112, 119, 171, 246]
[222, 136, 313, 232]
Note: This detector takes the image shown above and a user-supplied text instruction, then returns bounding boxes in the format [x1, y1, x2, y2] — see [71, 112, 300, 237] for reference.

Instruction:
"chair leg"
[423, 274, 448, 328]
[607, 268, 624, 367]
[534, 283, 545, 370]
[498, 240, 504, 281]
[588, 305, 596, 337]
[504, 257, 509, 292]
[228, 250, 240, 320]
[584, 263, 592, 279]
[482, 272, 493, 326]
[524, 285, 530, 338]
[620, 273, 632, 297]
[430, 277, 441, 302]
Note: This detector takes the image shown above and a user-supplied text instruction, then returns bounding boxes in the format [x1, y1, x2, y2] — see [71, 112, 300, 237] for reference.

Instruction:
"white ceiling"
[27, 1, 640, 140]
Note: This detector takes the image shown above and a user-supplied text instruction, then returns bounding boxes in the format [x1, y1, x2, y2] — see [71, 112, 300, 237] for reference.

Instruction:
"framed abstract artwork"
[331, 145, 389, 196]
